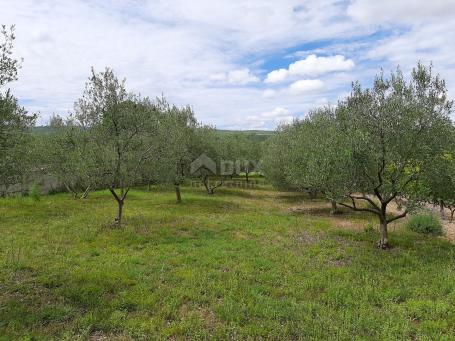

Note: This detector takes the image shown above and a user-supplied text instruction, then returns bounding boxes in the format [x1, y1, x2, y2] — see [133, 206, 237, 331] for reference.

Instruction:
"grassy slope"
[0, 186, 454, 340]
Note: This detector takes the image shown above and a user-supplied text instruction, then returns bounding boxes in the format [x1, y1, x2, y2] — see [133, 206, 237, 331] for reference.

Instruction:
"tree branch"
[349, 194, 381, 212]
[387, 210, 408, 224]
[109, 188, 121, 202]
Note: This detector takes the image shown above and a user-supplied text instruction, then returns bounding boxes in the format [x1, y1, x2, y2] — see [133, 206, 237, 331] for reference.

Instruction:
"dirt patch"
[326, 257, 351, 267]
[290, 201, 366, 231]
[290, 206, 332, 216]
[331, 218, 364, 231]
[198, 306, 217, 331]
[89, 332, 133, 341]
[426, 206, 455, 243]
[293, 229, 323, 246]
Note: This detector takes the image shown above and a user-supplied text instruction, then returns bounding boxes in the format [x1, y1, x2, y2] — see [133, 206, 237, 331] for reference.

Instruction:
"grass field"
[1, 184, 455, 339]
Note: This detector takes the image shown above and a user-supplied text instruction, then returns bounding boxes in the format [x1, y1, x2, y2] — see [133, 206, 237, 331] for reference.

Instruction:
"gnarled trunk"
[115, 199, 124, 226]
[377, 219, 389, 249]
[440, 201, 445, 219]
[330, 199, 339, 215]
[109, 188, 129, 227]
[309, 189, 317, 199]
[175, 185, 182, 203]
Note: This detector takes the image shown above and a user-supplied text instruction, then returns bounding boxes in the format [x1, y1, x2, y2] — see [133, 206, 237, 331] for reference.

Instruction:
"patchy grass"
[1, 185, 455, 339]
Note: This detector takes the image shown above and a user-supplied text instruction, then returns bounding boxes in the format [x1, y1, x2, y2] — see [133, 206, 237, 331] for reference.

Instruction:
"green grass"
[1, 186, 455, 339]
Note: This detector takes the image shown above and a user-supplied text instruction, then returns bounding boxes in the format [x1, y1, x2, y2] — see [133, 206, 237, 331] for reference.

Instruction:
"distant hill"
[31, 126, 57, 135]
[31, 126, 275, 141]
[216, 129, 274, 142]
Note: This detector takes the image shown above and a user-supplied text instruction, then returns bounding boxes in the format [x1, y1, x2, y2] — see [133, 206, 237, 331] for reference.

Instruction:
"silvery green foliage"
[220, 133, 261, 181]
[337, 63, 453, 247]
[339, 63, 452, 208]
[73, 67, 159, 224]
[267, 63, 453, 248]
[148, 98, 198, 186]
[0, 25, 36, 196]
[142, 96, 198, 200]
[286, 106, 351, 204]
[420, 133, 455, 220]
[74, 68, 158, 189]
[42, 114, 94, 198]
[261, 124, 294, 190]
[0, 25, 20, 87]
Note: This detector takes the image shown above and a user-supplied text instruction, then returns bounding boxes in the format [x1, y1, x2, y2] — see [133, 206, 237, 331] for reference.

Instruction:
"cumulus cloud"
[289, 79, 325, 95]
[210, 69, 259, 85]
[264, 69, 288, 84]
[262, 89, 278, 98]
[1, 0, 454, 128]
[265, 54, 354, 83]
[244, 107, 294, 129]
[347, 0, 455, 25]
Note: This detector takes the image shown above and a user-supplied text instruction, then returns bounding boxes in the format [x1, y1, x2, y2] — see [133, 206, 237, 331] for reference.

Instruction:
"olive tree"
[0, 25, 21, 87]
[190, 125, 223, 194]
[231, 133, 261, 183]
[261, 124, 294, 190]
[145, 97, 198, 203]
[337, 63, 453, 248]
[421, 147, 455, 220]
[0, 25, 36, 196]
[43, 114, 93, 198]
[286, 107, 351, 214]
[74, 67, 158, 226]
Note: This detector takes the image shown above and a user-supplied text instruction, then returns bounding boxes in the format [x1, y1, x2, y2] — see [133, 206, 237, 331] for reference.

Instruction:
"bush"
[29, 183, 42, 201]
[364, 221, 376, 234]
[406, 214, 443, 236]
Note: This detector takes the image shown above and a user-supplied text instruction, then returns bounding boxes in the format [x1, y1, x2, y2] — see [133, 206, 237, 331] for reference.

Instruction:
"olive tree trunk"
[116, 199, 124, 225]
[175, 184, 182, 203]
[378, 218, 389, 249]
[330, 199, 338, 215]
[440, 201, 445, 219]
[109, 188, 129, 227]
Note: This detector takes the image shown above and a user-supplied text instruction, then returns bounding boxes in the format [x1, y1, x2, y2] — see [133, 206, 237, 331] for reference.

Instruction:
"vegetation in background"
[0, 25, 36, 197]
[266, 64, 453, 248]
[28, 182, 41, 201]
[406, 214, 443, 236]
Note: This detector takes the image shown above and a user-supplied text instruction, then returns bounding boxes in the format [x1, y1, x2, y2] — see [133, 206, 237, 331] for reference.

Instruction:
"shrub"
[406, 214, 443, 236]
[364, 221, 376, 234]
[29, 183, 42, 201]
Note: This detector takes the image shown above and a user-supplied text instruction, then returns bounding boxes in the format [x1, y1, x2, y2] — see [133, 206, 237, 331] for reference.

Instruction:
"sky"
[2, 0, 455, 129]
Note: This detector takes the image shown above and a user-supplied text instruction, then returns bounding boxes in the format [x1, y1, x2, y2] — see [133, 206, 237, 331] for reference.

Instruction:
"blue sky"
[1, 0, 455, 129]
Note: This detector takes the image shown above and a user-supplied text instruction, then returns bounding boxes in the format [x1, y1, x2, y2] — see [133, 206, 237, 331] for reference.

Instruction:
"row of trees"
[40, 69, 263, 225]
[0, 26, 263, 225]
[263, 63, 454, 249]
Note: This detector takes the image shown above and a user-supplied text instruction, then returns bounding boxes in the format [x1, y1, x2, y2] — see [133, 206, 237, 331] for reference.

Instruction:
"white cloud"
[289, 79, 325, 95]
[211, 69, 259, 85]
[244, 106, 295, 129]
[289, 55, 354, 77]
[262, 89, 277, 98]
[347, 0, 455, 25]
[264, 69, 288, 83]
[1, 0, 455, 128]
[265, 54, 354, 83]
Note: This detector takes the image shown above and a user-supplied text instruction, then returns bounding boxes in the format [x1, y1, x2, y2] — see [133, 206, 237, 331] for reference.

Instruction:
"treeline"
[262, 63, 454, 248]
